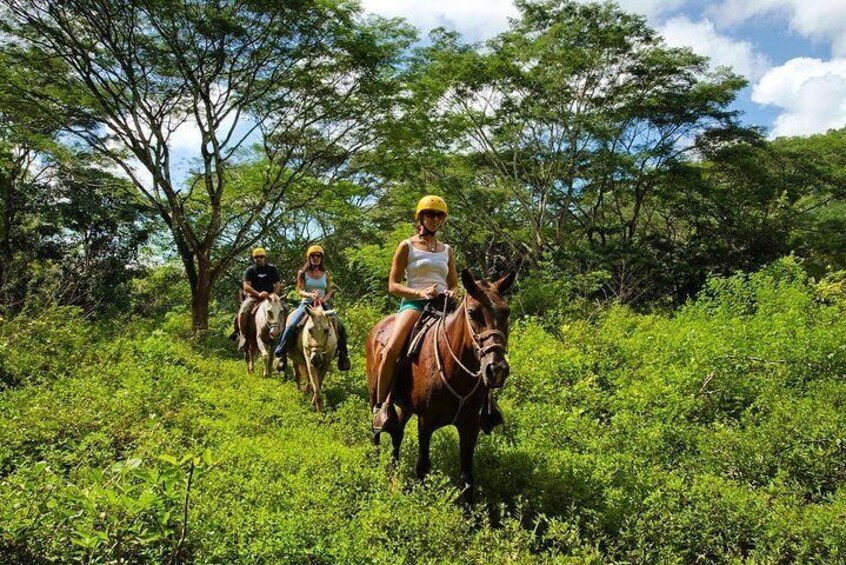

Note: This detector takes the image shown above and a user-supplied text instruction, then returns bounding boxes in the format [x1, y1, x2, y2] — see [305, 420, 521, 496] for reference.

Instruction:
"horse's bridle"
[304, 307, 336, 365]
[434, 295, 508, 423]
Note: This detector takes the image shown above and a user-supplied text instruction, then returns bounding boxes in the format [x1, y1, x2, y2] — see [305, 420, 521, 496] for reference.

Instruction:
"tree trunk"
[0, 170, 17, 309]
[191, 251, 212, 333]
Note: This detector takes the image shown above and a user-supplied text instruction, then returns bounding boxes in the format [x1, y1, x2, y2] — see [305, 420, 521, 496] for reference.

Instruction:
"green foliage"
[2, 258, 846, 562]
[0, 305, 93, 388]
[130, 263, 192, 319]
[377, 0, 752, 297]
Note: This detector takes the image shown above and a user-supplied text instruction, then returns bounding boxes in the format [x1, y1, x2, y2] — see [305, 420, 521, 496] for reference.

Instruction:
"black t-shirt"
[244, 263, 280, 294]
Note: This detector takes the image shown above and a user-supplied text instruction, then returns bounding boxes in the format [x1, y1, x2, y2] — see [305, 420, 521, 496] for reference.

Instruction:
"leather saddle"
[375, 297, 456, 361]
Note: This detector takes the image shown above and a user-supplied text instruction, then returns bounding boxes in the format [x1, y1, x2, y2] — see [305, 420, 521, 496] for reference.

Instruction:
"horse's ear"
[461, 268, 484, 301]
[495, 271, 517, 295]
[305, 305, 315, 318]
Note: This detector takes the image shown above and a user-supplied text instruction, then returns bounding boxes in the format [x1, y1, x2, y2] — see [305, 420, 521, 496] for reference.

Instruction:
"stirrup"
[480, 395, 504, 435]
[338, 354, 351, 371]
[275, 354, 287, 370]
[480, 409, 503, 435]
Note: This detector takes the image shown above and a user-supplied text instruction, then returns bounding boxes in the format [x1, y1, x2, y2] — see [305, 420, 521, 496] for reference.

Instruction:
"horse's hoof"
[371, 430, 380, 446]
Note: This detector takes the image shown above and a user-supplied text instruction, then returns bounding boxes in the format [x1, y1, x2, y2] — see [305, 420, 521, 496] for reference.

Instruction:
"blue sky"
[359, 0, 846, 139]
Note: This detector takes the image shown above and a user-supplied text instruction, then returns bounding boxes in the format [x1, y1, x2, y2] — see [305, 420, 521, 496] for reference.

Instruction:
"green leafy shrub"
[2, 258, 846, 563]
[0, 305, 92, 388]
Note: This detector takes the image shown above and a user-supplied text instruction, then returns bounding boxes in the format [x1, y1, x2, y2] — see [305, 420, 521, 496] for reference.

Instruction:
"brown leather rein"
[434, 296, 508, 423]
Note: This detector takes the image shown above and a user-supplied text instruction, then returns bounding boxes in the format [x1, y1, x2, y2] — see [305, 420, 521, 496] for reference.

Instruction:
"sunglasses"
[421, 210, 446, 219]
[309, 253, 323, 258]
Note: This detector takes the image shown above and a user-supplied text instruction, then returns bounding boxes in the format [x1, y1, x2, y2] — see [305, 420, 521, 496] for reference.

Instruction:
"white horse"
[246, 295, 285, 378]
[287, 303, 338, 413]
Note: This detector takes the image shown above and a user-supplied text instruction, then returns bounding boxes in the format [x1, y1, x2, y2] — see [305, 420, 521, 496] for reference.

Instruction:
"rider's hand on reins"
[420, 284, 439, 299]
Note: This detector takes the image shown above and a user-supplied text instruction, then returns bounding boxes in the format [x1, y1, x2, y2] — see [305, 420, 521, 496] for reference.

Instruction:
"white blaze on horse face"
[262, 298, 284, 339]
[300, 312, 337, 374]
[307, 317, 330, 344]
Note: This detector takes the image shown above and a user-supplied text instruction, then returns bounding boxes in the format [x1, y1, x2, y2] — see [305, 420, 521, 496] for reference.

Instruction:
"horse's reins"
[434, 295, 507, 424]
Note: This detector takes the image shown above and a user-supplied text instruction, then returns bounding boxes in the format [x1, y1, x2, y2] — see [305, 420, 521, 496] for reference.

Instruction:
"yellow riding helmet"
[306, 245, 325, 258]
[252, 247, 267, 258]
[415, 195, 448, 219]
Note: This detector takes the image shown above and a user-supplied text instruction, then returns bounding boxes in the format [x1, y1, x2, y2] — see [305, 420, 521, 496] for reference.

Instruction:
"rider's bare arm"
[388, 241, 434, 300]
[296, 272, 315, 299]
[243, 281, 262, 299]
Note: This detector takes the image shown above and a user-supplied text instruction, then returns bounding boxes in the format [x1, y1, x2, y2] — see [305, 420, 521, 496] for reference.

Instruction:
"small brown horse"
[366, 269, 515, 504]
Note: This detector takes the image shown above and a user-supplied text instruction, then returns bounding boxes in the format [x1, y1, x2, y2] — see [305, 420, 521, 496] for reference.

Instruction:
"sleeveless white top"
[405, 239, 450, 293]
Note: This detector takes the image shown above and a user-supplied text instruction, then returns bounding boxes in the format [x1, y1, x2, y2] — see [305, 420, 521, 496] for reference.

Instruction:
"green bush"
[0, 305, 93, 388]
[2, 257, 846, 563]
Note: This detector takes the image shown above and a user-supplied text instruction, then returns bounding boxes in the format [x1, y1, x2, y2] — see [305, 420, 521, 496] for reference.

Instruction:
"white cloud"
[659, 16, 770, 79]
[710, 0, 846, 56]
[359, 0, 688, 42]
[359, 0, 518, 42]
[614, 0, 689, 20]
[752, 57, 846, 137]
[167, 117, 204, 152]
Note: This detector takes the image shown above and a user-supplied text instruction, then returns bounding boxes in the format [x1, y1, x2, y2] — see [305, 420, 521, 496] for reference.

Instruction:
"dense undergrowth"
[2, 258, 846, 563]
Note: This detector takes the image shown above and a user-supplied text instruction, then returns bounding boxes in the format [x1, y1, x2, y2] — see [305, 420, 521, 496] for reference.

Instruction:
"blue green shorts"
[398, 298, 427, 313]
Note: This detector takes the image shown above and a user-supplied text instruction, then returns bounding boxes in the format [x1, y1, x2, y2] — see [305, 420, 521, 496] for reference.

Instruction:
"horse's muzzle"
[484, 360, 509, 388]
[309, 352, 325, 369]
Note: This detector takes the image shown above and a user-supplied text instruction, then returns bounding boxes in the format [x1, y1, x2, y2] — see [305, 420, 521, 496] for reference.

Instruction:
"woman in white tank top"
[372, 195, 459, 433]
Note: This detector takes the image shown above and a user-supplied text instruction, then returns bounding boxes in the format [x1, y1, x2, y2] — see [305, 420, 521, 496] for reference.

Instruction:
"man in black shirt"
[236, 247, 281, 350]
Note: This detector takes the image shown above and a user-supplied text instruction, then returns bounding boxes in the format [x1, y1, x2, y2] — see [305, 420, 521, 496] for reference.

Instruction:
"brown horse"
[365, 269, 515, 504]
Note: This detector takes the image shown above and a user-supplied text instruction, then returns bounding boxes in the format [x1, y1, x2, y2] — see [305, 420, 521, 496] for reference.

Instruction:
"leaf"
[158, 454, 179, 466]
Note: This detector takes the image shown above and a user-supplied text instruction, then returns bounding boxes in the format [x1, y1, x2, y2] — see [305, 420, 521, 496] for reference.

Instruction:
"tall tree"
[388, 0, 748, 292]
[1, 0, 411, 330]
[0, 50, 100, 309]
